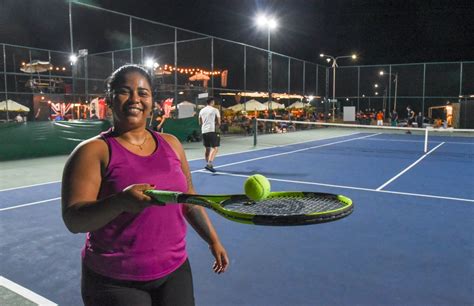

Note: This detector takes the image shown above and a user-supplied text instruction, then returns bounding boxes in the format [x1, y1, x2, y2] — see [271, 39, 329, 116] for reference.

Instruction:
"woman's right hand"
[117, 183, 155, 213]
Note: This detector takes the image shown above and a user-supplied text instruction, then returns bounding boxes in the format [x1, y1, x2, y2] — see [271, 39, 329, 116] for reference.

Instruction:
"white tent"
[263, 101, 285, 110]
[228, 103, 244, 112]
[177, 101, 196, 107]
[177, 101, 196, 119]
[0, 99, 30, 112]
[287, 101, 308, 109]
[243, 99, 266, 111]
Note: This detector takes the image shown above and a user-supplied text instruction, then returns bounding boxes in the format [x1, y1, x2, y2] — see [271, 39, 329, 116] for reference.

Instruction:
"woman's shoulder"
[69, 135, 108, 161]
[158, 132, 184, 158]
[159, 132, 180, 146]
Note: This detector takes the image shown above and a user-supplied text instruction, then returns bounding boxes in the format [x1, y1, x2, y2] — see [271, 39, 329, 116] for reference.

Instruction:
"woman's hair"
[105, 64, 153, 104]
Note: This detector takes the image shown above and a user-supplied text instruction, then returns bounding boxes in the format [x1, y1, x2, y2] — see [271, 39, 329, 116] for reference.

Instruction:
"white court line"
[0, 180, 61, 193]
[195, 171, 474, 203]
[188, 131, 362, 160]
[0, 132, 362, 193]
[0, 133, 376, 212]
[205, 133, 381, 170]
[376, 142, 445, 191]
[0, 276, 57, 305]
[0, 197, 61, 212]
[4, 168, 473, 212]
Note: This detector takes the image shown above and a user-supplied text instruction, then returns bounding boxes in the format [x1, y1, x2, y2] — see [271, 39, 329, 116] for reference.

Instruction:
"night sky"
[1, 0, 473, 65]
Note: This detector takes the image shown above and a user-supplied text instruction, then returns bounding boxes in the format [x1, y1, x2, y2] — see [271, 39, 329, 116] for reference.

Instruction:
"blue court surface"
[1, 131, 473, 305]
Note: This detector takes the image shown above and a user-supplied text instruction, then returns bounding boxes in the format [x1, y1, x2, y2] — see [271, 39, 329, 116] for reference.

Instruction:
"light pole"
[256, 14, 278, 107]
[320, 53, 357, 121]
[380, 70, 398, 112]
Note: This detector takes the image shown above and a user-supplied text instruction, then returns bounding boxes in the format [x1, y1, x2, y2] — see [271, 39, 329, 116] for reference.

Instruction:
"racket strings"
[223, 195, 346, 216]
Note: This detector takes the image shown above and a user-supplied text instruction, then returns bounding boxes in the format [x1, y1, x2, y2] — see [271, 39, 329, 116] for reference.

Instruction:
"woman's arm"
[162, 133, 229, 273]
[61, 139, 153, 233]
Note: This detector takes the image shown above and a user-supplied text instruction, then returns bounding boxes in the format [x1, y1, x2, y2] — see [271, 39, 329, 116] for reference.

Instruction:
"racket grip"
[144, 190, 181, 204]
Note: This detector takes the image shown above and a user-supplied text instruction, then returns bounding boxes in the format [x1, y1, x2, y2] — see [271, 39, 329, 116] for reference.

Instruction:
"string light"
[159, 64, 223, 76]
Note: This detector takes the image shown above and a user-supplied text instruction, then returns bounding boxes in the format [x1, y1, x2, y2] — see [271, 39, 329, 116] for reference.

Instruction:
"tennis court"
[1, 124, 473, 306]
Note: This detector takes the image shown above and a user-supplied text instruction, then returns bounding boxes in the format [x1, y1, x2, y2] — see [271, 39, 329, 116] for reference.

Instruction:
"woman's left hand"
[209, 241, 229, 274]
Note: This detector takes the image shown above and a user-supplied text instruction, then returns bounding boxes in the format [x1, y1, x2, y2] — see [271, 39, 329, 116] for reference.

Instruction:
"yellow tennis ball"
[244, 174, 271, 201]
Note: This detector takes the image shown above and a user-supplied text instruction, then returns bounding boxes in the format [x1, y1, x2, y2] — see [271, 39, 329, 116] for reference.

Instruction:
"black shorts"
[81, 259, 194, 306]
[407, 119, 414, 126]
[202, 132, 220, 148]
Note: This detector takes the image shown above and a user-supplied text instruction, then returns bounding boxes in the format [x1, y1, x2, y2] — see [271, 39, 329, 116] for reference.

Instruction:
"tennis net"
[251, 118, 474, 156]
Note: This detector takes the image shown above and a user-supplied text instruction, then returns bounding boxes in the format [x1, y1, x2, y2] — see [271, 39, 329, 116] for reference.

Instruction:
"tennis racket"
[144, 190, 353, 226]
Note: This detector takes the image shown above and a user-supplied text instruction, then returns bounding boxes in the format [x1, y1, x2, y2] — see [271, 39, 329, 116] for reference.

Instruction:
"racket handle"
[144, 190, 182, 204]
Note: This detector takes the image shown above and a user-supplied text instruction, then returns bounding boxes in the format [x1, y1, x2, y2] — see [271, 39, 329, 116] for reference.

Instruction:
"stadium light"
[145, 58, 159, 69]
[69, 54, 78, 64]
[255, 13, 278, 105]
[319, 53, 358, 121]
[379, 70, 398, 111]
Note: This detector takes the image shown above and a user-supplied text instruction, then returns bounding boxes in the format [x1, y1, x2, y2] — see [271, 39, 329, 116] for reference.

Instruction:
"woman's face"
[111, 71, 152, 127]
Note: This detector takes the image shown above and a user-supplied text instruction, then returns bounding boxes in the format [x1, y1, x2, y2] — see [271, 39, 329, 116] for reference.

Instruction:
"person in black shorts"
[198, 98, 221, 172]
[406, 105, 415, 134]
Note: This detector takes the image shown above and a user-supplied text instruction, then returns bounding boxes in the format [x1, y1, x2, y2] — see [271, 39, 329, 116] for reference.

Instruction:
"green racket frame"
[144, 190, 353, 226]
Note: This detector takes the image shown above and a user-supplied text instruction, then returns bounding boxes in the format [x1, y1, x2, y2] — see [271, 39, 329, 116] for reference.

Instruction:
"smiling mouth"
[124, 105, 144, 115]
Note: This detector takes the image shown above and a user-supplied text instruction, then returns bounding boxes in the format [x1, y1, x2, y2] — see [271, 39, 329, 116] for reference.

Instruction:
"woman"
[61, 64, 229, 306]
[150, 101, 166, 132]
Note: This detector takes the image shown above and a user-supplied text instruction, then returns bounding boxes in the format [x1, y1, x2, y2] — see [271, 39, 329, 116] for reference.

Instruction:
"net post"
[253, 118, 257, 146]
[424, 128, 428, 153]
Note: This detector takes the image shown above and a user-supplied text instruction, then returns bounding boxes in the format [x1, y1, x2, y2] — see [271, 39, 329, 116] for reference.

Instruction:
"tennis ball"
[244, 174, 271, 201]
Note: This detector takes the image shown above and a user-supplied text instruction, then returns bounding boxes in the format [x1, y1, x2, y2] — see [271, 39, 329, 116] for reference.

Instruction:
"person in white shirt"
[15, 114, 24, 122]
[198, 97, 221, 172]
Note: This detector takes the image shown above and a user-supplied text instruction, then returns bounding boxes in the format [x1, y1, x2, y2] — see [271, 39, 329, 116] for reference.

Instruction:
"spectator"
[406, 105, 415, 134]
[417, 112, 424, 128]
[376, 110, 384, 126]
[391, 110, 398, 126]
[15, 114, 24, 122]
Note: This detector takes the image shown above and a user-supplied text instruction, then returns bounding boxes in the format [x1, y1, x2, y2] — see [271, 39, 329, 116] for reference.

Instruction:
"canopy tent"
[263, 101, 285, 110]
[20, 60, 51, 73]
[189, 73, 210, 87]
[287, 101, 309, 109]
[177, 101, 196, 119]
[243, 99, 266, 111]
[228, 103, 244, 112]
[177, 101, 196, 107]
[0, 100, 30, 112]
[188, 73, 210, 81]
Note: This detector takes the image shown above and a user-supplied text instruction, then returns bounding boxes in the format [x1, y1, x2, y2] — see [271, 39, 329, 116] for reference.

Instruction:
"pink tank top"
[82, 129, 188, 281]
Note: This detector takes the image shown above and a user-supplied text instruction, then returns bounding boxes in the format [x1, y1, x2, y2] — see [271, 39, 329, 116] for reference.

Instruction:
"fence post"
[253, 117, 257, 146]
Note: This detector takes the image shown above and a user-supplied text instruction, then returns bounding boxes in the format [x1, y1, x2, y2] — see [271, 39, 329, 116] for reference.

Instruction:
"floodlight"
[69, 54, 78, 64]
[268, 18, 278, 29]
[144, 58, 155, 69]
[256, 14, 267, 28]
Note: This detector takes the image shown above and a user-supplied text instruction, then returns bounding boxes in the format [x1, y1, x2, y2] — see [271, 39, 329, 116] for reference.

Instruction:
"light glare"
[268, 18, 277, 29]
[144, 58, 155, 69]
[69, 54, 78, 63]
[256, 14, 267, 28]
[256, 14, 278, 30]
